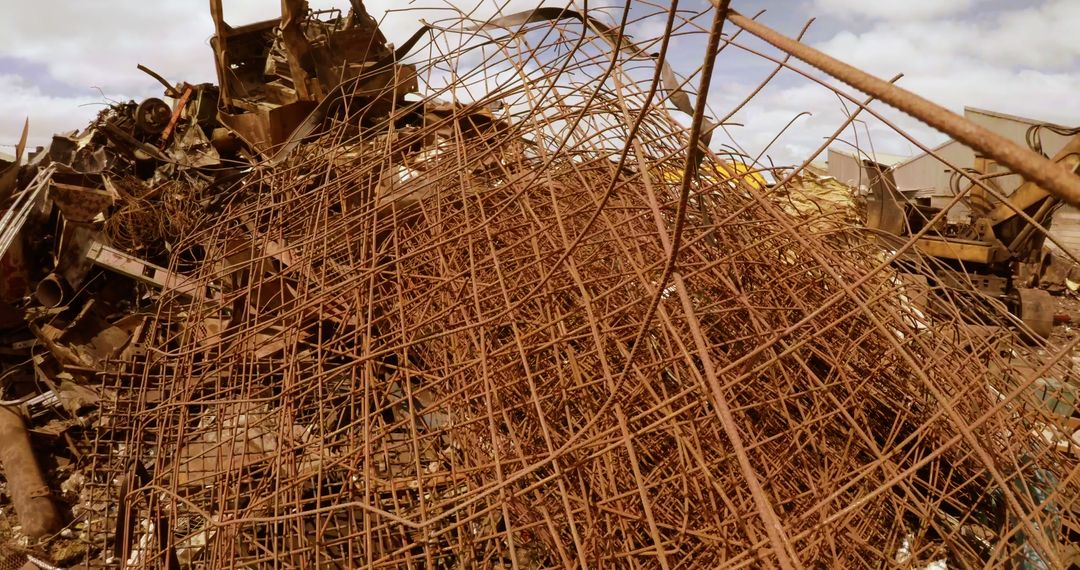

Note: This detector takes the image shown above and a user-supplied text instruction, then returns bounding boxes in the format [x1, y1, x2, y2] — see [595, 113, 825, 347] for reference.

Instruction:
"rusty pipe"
[34, 273, 69, 308]
[0, 406, 61, 538]
[718, 6, 1080, 209]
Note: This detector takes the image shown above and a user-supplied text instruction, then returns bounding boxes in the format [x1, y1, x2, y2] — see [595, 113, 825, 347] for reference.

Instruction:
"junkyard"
[0, 1, 1078, 568]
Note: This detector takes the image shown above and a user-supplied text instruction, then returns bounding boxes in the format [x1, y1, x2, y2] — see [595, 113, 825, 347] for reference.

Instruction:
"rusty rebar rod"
[719, 5, 1080, 208]
[64, 2, 1078, 568]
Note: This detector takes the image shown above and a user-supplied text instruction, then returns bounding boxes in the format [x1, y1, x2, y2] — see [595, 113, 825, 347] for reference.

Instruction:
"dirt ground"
[1049, 291, 1080, 348]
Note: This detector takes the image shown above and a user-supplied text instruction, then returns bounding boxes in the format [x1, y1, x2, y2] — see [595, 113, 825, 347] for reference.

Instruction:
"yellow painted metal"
[988, 134, 1080, 225]
[912, 236, 1001, 264]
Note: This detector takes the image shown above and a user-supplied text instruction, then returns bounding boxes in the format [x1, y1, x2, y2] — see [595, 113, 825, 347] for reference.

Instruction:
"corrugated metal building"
[826, 147, 906, 191]
[827, 107, 1078, 255]
[1049, 207, 1080, 256]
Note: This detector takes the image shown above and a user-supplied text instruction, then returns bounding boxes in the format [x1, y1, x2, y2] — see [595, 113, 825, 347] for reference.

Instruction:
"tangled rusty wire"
[86, 2, 1077, 568]
[103, 175, 206, 262]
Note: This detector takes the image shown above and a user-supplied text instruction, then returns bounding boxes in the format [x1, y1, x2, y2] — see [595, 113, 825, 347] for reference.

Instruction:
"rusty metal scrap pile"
[0, 2, 1077, 568]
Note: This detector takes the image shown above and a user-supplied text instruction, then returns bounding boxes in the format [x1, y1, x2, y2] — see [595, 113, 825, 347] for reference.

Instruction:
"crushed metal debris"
[0, 1, 1077, 568]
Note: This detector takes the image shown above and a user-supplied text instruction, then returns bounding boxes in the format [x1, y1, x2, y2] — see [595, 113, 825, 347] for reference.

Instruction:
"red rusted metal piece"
[159, 85, 194, 149]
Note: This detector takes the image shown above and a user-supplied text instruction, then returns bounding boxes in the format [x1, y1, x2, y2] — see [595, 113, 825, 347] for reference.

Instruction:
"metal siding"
[826, 148, 866, 190]
[1048, 205, 1080, 258]
[966, 108, 1071, 158]
[892, 141, 972, 223]
[827, 108, 1075, 229]
[891, 140, 971, 194]
[965, 108, 1072, 195]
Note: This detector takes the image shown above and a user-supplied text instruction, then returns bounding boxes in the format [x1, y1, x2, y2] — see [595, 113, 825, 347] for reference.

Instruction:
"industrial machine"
[865, 132, 1080, 339]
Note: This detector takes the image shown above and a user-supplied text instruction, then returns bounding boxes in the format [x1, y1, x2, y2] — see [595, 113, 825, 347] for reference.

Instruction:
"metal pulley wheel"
[134, 97, 172, 134]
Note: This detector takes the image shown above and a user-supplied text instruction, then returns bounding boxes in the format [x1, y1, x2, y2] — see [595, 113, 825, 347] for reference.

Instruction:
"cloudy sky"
[0, 0, 1077, 166]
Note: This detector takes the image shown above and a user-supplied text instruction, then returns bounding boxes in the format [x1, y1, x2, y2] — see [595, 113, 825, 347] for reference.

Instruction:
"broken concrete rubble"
[0, 1, 1078, 568]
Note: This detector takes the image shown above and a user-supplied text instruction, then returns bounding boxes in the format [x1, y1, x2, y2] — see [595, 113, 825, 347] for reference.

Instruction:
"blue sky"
[0, 0, 1077, 166]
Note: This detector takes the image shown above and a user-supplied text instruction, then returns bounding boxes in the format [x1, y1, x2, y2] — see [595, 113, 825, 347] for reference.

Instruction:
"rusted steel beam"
[280, 0, 317, 101]
[0, 406, 61, 538]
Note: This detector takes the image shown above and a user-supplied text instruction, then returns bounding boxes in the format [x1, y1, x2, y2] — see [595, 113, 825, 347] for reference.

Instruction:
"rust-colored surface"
[0, 407, 61, 538]
[159, 85, 194, 149]
[0, 2, 1076, 568]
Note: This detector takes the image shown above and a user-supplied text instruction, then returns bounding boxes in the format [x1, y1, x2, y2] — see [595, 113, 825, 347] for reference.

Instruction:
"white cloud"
[814, 1, 1080, 72]
[710, 0, 1080, 168]
[814, 0, 981, 21]
[0, 0, 614, 147]
[0, 2, 217, 95]
[0, 74, 118, 154]
[0, 0, 1077, 168]
[711, 80, 941, 168]
[979, 0, 1080, 68]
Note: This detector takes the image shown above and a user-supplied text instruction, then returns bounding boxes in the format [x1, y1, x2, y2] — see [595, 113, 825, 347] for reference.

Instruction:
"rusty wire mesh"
[84, 3, 1078, 568]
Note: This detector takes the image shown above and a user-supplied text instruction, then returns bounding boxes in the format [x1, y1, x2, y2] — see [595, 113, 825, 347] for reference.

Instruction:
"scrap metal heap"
[0, 2, 1077, 568]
